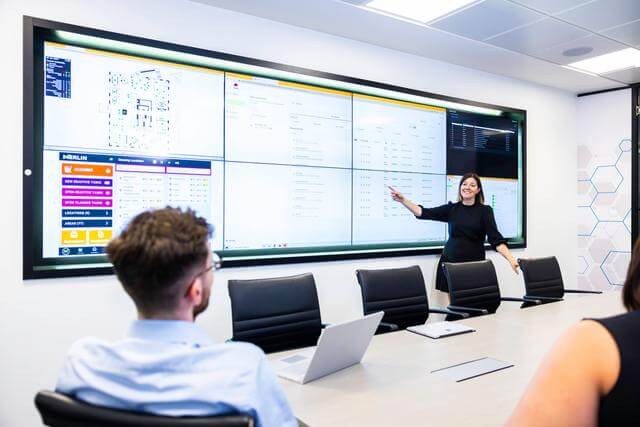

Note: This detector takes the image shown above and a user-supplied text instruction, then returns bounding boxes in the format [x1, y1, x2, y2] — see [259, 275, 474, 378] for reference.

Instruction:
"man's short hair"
[106, 207, 212, 316]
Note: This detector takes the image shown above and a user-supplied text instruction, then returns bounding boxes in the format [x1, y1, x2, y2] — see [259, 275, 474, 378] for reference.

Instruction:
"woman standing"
[389, 172, 519, 292]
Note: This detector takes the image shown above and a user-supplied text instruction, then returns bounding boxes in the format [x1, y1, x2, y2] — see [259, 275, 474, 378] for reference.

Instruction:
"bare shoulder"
[565, 320, 616, 350]
[556, 320, 619, 393]
[506, 319, 621, 427]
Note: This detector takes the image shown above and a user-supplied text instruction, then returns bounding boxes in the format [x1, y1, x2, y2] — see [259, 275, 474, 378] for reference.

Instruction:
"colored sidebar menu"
[59, 159, 114, 256]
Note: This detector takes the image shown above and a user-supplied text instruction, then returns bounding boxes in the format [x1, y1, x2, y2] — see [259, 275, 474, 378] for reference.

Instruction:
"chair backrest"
[518, 256, 564, 298]
[34, 390, 254, 427]
[443, 260, 501, 315]
[228, 273, 322, 353]
[355, 265, 429, 329]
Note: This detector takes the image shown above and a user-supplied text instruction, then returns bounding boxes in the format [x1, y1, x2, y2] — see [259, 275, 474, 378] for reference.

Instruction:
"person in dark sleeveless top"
[389, 172, 519, 292]
[507, 239, 640, 426]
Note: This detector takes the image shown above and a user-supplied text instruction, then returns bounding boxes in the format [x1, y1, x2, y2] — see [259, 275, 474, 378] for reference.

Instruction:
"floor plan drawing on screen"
[43, 42, 225, 159]
[107, 69, 172, 153]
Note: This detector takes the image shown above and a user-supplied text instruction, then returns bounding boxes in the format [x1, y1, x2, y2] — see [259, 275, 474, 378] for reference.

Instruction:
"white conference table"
[269, 292, 624, 427]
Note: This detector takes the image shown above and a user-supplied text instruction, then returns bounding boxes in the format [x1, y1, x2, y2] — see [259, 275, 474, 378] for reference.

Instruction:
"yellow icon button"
[89, 229, 112, 244]
[61, 229, 87, 245]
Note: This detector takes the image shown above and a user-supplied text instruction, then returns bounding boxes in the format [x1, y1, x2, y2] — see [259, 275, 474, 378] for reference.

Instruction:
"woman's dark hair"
[623, 237, 640, 311]
[457, 172, 485, 204]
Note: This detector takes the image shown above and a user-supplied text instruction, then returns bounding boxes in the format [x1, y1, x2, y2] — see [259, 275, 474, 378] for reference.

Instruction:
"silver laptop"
[407, 321, 475, 339]
[276, 311, 383, 384]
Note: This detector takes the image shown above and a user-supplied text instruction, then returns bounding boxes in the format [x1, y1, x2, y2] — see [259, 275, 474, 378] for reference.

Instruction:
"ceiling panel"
[532, 34, 629, 65]
[602, 67, 640, 84]
[188, 0, 630, 92]
[556, 0, 640, 32]
[430, 0, 543, 42]
[509, 0, 592, 15]
[602, 19, 640, 47]
[486, 17, 590, 53]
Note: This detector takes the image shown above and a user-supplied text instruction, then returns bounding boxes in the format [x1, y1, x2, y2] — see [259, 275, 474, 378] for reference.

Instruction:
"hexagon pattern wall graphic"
[577, 139, 631, 290]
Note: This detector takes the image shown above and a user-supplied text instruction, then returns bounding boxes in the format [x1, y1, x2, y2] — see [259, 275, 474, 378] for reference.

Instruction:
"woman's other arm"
[496, 244, 520, 274]
[483, 206, 519, 274]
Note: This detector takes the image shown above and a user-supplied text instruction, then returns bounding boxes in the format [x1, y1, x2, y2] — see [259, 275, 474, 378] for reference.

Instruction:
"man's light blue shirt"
[56, 320, 298, 427]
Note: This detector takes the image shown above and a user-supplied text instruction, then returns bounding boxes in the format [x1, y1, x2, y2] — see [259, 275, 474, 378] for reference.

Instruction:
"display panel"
[23, 18, 525, 277]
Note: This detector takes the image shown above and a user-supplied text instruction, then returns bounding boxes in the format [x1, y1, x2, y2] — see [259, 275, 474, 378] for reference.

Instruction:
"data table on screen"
[353, 95, 446, 174]
[353, 171, 447, 244]
[223, 162, 352, 250]
[224, 76, 352, 168]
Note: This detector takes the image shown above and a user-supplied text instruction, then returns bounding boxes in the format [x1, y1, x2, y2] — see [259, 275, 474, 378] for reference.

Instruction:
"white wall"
[0, 0, 578, 425]
[576, 89, 632, 290]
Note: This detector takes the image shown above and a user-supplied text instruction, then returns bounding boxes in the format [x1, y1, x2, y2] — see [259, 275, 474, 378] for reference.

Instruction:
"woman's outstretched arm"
[388, 186, 421, 216]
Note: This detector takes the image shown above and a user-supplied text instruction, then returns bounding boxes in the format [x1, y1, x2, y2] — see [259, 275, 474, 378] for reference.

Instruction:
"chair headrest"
[34, 390, 254, 427]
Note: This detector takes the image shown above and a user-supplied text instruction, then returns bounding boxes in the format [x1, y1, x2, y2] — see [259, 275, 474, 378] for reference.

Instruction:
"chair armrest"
[429, 307, 470, 319]
[564, 289, 603, 294]
[525, 295, 563, 302]
[447, 305, 489, 315]
[378, 321, 399, 333]
[501, 296, 541, 305]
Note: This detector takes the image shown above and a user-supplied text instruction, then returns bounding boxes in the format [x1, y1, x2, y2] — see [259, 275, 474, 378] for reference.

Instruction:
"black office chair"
[518, 256, 603, 305]
[355, 265, 468, 334]
[228, 273, 324, 354]
[443, 260, 541, 317]
[34, 390, 254, 427]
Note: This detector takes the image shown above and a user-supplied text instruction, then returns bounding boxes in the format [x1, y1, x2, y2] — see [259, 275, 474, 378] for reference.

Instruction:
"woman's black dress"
[417, 201, 507, 292]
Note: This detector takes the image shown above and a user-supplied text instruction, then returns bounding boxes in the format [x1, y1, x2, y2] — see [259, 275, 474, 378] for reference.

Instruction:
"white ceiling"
[189, 0, 640, 94]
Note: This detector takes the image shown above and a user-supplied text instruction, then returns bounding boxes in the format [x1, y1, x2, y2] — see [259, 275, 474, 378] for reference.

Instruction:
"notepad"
[431, 357, 514, 382]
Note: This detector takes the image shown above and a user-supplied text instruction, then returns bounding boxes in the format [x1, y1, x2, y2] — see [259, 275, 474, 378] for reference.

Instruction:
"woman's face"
[460, 177, 480, 201]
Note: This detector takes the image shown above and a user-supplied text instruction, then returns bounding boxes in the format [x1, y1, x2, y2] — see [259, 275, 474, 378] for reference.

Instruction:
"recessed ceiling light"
[568, 48, 640, 74]
[365, 0, 480, 24]
[561, 65, 600, 78]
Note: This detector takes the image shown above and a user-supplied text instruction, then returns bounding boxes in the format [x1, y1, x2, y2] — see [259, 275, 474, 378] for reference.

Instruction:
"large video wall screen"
[24, 19, 525, 278]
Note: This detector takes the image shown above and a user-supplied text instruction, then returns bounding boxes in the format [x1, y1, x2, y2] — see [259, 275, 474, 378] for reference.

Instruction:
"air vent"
[562, 46, 594, 57]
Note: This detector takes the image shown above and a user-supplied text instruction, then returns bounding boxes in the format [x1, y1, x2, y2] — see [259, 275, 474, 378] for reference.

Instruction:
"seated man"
[56, 207, 298, 427]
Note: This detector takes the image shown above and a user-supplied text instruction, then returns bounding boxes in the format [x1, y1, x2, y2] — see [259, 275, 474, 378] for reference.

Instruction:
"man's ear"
[186, 277, 203, 306]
